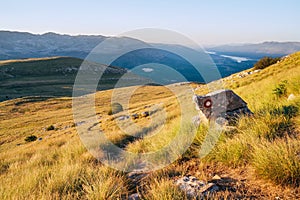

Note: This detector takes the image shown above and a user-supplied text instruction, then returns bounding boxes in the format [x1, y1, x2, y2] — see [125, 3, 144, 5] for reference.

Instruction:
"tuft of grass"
[82, 168, 128, 200]
[144, 178, 187, 200]
[252, 138, 300, 186]
[209, 135, 253, 168]
[237, 110, 292, 141]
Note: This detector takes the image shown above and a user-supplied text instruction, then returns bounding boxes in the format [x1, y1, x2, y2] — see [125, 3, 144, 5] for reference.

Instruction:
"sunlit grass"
[1, 52, 300, 198]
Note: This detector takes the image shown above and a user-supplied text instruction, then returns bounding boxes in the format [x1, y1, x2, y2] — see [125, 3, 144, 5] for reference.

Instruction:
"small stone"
[212, 175, 221, 180]
[199, 183, 219, 194]
[175, 176, 219, 198]
[131, 114, 139, 120]
[287, 94, 296, 101]
[192, 115, 200, 126]
[128, 193, 140, 200]
[118, 115, 129, 121]
[183, 177, 190, 182]
[141, 111, 150, 117]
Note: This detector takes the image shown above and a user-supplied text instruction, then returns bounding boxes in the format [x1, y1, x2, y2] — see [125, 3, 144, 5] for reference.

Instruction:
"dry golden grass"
[0, 56, 66, 65]
[1, 52, 300, 199]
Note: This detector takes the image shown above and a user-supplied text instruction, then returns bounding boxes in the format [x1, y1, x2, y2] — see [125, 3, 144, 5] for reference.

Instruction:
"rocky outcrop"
[193, 89, 252, 125]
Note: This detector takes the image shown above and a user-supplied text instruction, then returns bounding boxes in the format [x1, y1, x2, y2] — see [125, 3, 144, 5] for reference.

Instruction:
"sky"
[1, 0, 300, 45]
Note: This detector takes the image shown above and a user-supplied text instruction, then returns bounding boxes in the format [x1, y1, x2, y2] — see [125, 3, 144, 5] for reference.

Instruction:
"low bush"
[253, 56, 281, 70]
[273, 80, 288, 98]
[108, 102, 123, 115]
[25, 135, 37, 142]
[46, 125, 55, 131]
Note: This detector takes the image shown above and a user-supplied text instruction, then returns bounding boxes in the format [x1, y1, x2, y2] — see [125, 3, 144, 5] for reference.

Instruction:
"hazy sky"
[1, 0, 299, 45]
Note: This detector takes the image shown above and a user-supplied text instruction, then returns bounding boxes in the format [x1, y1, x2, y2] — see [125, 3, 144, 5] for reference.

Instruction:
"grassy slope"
[0, 57, 125, 102]
[0, 52, 300, 199]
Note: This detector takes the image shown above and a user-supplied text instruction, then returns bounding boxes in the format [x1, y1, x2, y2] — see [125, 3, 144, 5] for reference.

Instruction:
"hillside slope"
[0, 52, 300, 199]
[0, 57, 126, 101]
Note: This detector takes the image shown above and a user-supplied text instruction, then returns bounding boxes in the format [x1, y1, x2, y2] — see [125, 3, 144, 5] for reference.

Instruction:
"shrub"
[46, 125, 55, 131]
[25, 135, 37, 142]
[253, 56, 281, 70]
[108, 102, 123, 115]
[107, 109, 113, 115]
[252, 138, 300, 186]
[273, 80, 288, 98]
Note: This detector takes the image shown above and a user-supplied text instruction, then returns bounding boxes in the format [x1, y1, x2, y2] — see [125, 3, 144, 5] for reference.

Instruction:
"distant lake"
[205, 51, 252, 63]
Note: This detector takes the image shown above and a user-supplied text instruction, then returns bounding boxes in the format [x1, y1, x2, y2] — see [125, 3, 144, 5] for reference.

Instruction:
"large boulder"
[193, 89, 252, 125]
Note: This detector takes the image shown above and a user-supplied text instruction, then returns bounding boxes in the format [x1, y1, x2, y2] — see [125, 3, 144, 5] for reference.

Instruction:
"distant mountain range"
[0, 31, 106, 60]
[206, 41, 300, 58]
[1, 30, 300, 81]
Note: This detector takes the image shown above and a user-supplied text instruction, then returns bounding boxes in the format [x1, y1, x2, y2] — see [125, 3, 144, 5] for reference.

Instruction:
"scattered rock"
[237, 72, 249, 78]
[38, 137, 43, 141]
[212, 174, 221, 181]
[141, 111, 150, 117]
[288, 94, 296, 101]
[128, 193, 140, 200]
[127, 170, 149, 184]
[75, 121, 86, 126]
[174, 82, 190, 86]
[193, 89, 252, 125]
[192, 115, 200, 126]
[131, 113, 139, 120]
[118, 115, 129, 121]
[199, 182, 219, 194]
[175, 175, 219, 198]
[127, 168, 149, 197]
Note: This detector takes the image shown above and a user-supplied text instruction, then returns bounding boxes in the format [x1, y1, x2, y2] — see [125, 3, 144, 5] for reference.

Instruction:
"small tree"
[254, 57, 281, 70]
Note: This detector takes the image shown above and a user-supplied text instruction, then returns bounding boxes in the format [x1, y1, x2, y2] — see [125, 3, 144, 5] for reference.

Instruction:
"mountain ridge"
[2, 30, 300, 60]
[207, 41, 300, 58]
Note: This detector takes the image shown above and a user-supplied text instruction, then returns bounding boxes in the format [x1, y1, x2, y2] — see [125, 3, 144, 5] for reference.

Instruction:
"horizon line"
[1, 29, 300, 47]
